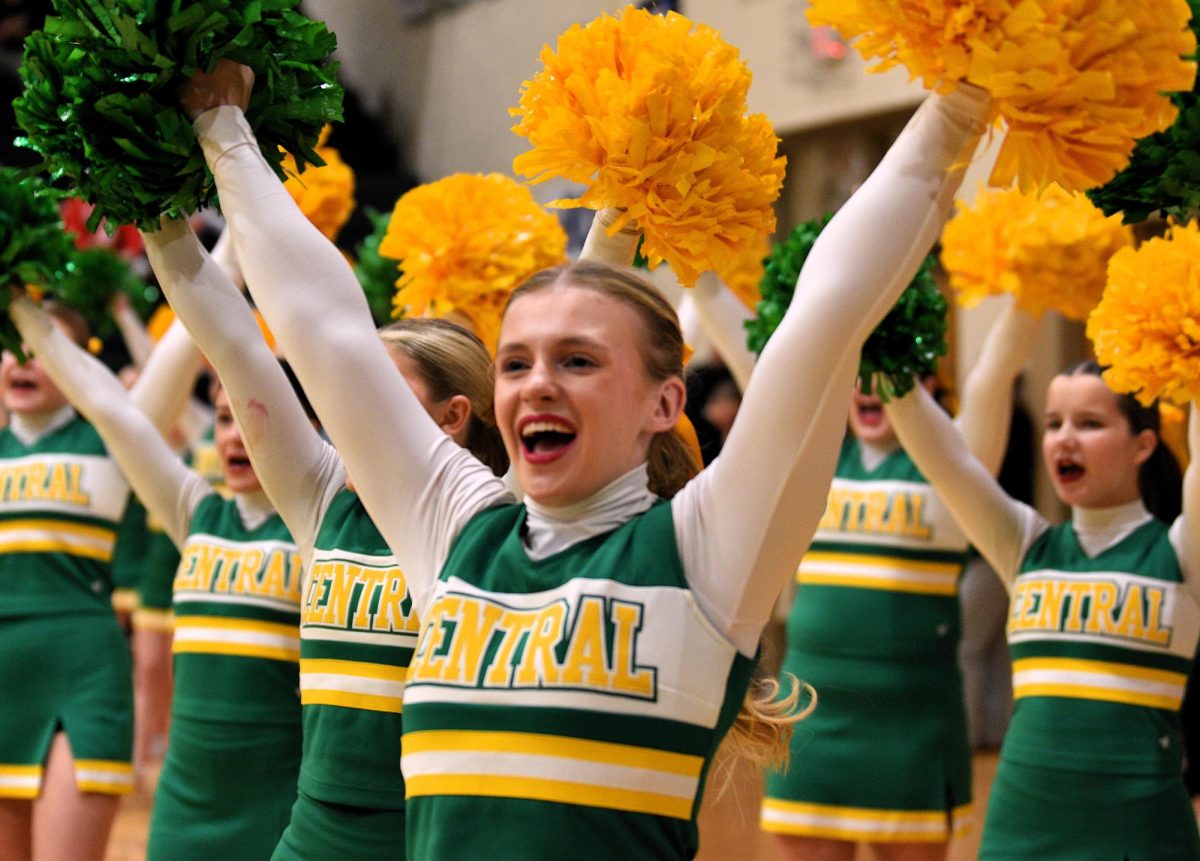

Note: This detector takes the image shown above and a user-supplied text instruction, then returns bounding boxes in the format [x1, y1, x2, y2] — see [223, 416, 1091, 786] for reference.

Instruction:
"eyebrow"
[496, 335, 610, 355]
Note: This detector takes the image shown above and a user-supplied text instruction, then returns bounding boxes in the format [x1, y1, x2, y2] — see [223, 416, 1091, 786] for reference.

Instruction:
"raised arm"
[955, 301, 1042, 475]
[110, 292, 153, 369]
[886, 381, 1042, 582]
[1174, 403, 1200, 598]
[687, 272, 756, 391]
[9, 296, 210, 547]
[673, 86, 992, 654]
[185, 69, 507, 609]
[141, 217, 343, 562]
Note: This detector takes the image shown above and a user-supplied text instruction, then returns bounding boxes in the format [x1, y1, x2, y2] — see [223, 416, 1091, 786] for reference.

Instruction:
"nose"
[521, 358, 558, 402]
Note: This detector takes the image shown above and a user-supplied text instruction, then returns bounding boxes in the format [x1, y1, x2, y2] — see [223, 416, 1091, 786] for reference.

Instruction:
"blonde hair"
[508, 263, 811, 765]
[378, 318, 508, 476]
[507, 261, 699, 497]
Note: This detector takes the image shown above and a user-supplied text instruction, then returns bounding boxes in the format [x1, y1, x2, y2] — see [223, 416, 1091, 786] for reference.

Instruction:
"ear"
[435, 394, 473, 443]
[649, 376, 687, 434]
[1131, 428, 1158, 467]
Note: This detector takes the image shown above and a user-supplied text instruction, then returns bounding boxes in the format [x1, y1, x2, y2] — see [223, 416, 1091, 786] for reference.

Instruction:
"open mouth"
[1055, 459, 1084, 483]
[854, 399, 884, 427]
[519, 417, 577, 464]
[8, 379, 36, 391]
[225, 455, 252, 472]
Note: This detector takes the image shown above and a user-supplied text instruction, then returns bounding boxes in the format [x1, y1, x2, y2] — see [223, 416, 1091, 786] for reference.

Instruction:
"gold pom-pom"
[807, 0, 1197, 192]
[1088, 220, 1200, 406]
[282, 127, 356, 242]
[941, 184, 1132, 320]
[722, 236, 770, 311]
[379, 173, 567, 353]
[510, 6, 784, 287]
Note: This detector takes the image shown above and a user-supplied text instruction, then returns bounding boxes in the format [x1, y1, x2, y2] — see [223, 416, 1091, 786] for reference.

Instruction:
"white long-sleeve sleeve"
[111, 297, 154, 369]
[9, 296, 211, 548]
[671, 86, 992, 655]
[195, 107, 511, 612]
[129, 317, 205, 439]
[955, 302, 1042, 475]
[142, 219, 344, 565]
[688, 272, 756, 391]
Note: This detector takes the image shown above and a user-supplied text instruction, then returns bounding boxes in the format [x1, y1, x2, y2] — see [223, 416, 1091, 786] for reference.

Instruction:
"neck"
[10, 405, 74, 444]
[526, 463, 654, 522]
[1072, 498, 1150, 531]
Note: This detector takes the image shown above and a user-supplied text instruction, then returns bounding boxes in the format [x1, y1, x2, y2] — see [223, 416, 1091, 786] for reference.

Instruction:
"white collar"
[9, 405, 77, 446]
[234, 489, 276, 532]
[523, 463, 656, 561]
[1071, 499, 1152, 558]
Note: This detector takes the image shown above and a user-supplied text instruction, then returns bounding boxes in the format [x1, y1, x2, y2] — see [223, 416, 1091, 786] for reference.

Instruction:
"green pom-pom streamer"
[14, 0, 343, 232]
[354, 209, 401, 327]
[746, 216, 947, 401]
[53, 247, 160, 343]
[0, 168, 73, 358]
[1087, 0, 1200, 223]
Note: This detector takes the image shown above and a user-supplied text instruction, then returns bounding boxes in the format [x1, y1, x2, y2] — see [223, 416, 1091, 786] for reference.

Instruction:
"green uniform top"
[401, 501, 756, 860]
[787, 437, 970, 660]
[1006, 518, 1200, 775]
[171, 493, 303, 724]
[0, 413, 131, 617]
[298, 488, 416, 809]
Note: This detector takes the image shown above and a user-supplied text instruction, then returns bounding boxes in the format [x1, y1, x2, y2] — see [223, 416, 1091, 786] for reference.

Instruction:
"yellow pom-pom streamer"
[282, 127, 356, 242]
[379, 173, 568, 353]
[1088, 220, 1200, 406]
[721, 236, 769, 311]
[941, 183, 1131, 320]
[1159, 402, 1189, 471]
[807, 0, 1197, 192]
[510, 5, 784, 287]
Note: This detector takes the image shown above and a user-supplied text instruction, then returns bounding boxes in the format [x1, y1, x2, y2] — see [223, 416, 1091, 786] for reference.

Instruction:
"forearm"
[579, 207, 640, 266]
[112, 300, 153, 368]
[129, 317, 205, 438]
[194, 106, 508, 606]
[142, 218, 342, 556]
[690, 272, 755, 391]
[10, 297, 207, 546]
[956, 302, 1041, 474]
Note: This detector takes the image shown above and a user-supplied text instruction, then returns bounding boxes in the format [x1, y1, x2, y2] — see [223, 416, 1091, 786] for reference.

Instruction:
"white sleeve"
[689, 272, 756, 392]
[129, 317, 206, 439]
[886, 382, 1047, 585]
[193, 106, 510, 611]
[142, 219, 344, 563]
[111, 298, 153, 369]
[954, 302, 1042, 475]
[1170, 403, 1200, 600]
[10, 296, 210, 548]
[671, 85, 992, 655]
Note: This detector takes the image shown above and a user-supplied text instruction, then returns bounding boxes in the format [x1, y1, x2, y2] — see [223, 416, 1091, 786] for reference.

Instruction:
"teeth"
[522, 420, 572, 438]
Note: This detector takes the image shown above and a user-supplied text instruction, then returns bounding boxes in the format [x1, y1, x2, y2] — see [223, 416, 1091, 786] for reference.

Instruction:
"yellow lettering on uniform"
[610, 601, 654, 697]
[445, 599, 504, 685]
[231, 548, 266, 595]
[817, 491, 845, 532]
[1144, 587, 1172, 646]
[484, 611, 538, 687]
[1114, 584, 1147, 639]
[256, 549, 294, 600]
[65, 464, 90, 505]
[1035, 580, 1067, 631]
[906, 494, 932, 539]
[173, 549, 200, 592]
[301, 564, 330, 625]
[349, 568, 386, 629]
[24, 463, 46, 501]
[1007, 581, 1029, 635]
[1062, 582, 1090, 632]
[1084, 582, 1119, 634]
[863, 491, 888, 532]
[561, 597, 612, 689]
[1017, 580, 1042, 631]
[320, 562, 354, 626]
[410, 600, 454, 682]
[375, 572, 416, 633]
[514, 604, 566, 687]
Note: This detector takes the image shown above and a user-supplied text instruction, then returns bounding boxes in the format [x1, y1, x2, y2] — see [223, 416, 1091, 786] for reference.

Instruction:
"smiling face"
[495, 283, 683, 507]
[847, 388, 894, 445]
[212, 386, 262, 495]
[1042, 372, 1156, 510]
[0, 323, 74, 417]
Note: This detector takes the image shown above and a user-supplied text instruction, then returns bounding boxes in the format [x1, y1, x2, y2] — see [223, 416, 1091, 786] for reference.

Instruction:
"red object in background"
[59, 198, 144, 260]
[810, 25, 847, 62]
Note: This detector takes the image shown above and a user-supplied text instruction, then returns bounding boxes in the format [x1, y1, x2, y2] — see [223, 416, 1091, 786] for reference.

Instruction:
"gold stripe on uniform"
[0, 518, 117, 561]
[300, 659, 408, 713]
[0, 764, 43, 799]
[173, 615, 300, 662]
[761, 798, 972, 841]
[1012, 657, 1186, 710]
[797, 551, 960, 596]
[74, 759, 134, 795]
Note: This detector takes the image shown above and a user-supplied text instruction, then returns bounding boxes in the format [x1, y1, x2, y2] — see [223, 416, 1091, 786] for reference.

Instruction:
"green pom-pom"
[0, 168, 72, 357]
[746, 216, 947, 400]
[14, 0, 343, 231]
[53, 248, 159, 342]
[1087, 0, 1200, 222]
[353, 209, 401, 327]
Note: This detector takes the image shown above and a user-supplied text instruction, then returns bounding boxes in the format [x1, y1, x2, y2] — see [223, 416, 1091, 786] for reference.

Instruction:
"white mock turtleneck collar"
[10, 405, 76, 446]
[235, 488, 276, 532]
[858, 437, 900, 472]
[523, 463, 656, 561]
[1071, 498, 1153, 558]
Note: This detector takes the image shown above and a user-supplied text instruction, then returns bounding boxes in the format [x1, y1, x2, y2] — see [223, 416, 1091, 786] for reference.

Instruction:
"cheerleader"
[5, 296, 306, 861]
[883, 360, 1200, 858]
[0, 304, 133, 861]
[183, 60, 991, 858]
[139, 216, 506, 860]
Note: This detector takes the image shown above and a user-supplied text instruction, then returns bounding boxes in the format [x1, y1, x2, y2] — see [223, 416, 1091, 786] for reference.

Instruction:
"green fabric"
[270, 789, 405, 861]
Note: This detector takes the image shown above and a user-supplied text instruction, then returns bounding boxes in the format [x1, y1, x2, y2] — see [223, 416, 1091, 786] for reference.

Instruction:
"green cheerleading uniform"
[401, 501, 756, 860]
[980, 518, 1200, 859]
[272, 489, 415, 861]
[110, 496, 150, 618]
[147, 493, 303, 861]
[0, 413, 134, 798]
[763, 437, 972, 842]
[131, 507, 182, 634]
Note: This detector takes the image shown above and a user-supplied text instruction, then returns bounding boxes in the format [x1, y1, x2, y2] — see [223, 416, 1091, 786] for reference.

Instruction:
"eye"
[1044, 418, 1062, 431]
[497, 356, 529, 374]
[562, 353, 597, 369]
